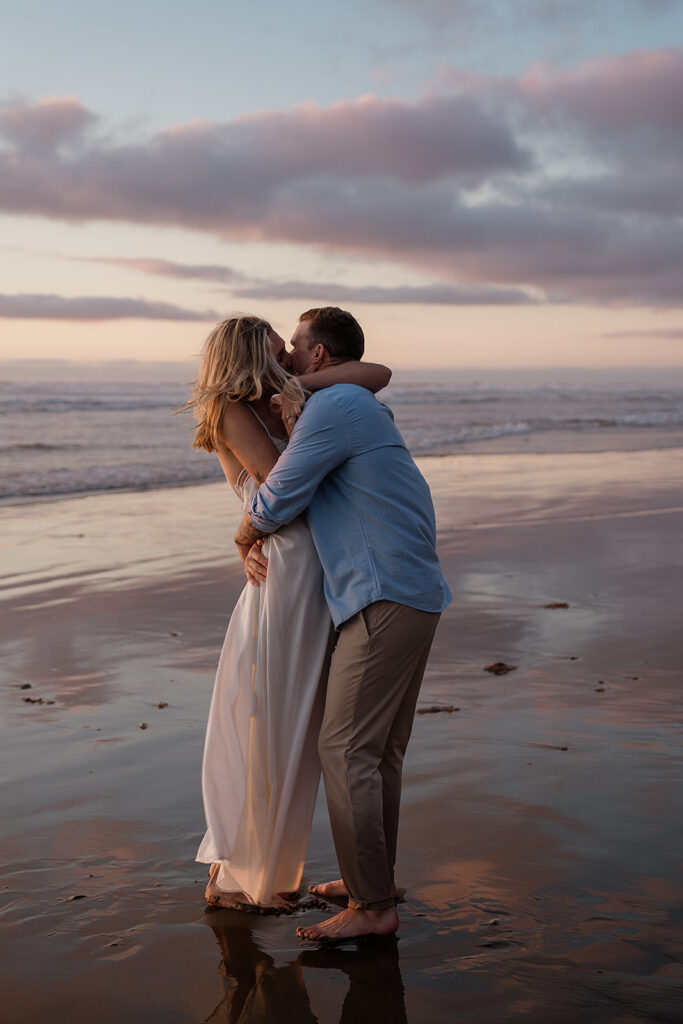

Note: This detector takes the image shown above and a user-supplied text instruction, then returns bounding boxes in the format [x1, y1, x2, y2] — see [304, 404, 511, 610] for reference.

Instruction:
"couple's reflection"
[205, 911, 407, 1023]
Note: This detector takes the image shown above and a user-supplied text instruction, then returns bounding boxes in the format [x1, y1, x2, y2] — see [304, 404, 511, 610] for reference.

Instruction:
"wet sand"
[1, 448, 682, 1023]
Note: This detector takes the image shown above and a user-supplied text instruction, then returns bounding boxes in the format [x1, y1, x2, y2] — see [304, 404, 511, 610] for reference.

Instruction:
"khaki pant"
[319, 600, 441, 911]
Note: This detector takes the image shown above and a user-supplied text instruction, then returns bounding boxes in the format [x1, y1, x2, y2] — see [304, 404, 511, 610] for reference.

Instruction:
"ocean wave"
[0, 460, 224, 502]
[2, 378, 682, 503]
[385, 384, 683, 407]
[403, 412, 683, 452]
[0, 398, 184, 415]
[0, 442, 83, 453]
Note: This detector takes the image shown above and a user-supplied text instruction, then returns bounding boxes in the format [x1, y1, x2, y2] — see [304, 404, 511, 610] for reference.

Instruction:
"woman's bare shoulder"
[220, 400, 260, 442]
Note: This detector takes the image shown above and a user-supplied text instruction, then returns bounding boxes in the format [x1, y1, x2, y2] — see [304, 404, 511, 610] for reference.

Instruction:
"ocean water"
[1, 372, 682, 503]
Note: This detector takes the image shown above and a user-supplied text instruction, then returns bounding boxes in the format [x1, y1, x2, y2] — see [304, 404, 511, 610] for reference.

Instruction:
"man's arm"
[234, 512, 268, 552]
[234, 390, 352, 549]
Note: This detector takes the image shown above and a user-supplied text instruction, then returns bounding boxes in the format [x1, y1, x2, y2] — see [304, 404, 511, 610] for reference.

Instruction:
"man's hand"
[235, 511, 265, 563]
[244, 539, 269, 586]
[235, 539, 253, 564]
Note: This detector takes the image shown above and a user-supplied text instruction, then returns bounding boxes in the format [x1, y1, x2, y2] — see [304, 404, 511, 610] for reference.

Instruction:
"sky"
[1, 0, 682, 369]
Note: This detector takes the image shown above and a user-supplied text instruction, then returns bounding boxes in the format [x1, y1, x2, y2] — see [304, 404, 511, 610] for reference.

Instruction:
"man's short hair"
[299, 307, 365, 361]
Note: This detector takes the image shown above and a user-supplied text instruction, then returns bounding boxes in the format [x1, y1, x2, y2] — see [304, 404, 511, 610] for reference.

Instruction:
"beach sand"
[1, 448, 682, 1023]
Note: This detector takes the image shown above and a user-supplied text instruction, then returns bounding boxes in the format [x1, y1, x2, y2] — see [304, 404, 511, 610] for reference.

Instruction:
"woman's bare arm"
[297, 361, 391, 394]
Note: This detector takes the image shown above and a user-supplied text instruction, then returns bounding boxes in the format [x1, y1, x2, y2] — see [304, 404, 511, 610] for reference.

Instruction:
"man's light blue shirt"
[249, 383, 452, 628]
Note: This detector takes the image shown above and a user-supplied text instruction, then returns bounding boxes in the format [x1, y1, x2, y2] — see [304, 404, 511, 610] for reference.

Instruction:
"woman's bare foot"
[205, 865, 297, 912]
[268, 893, 297, 912]
[297, 906, 399, 943]
[205, 864, 248, 908]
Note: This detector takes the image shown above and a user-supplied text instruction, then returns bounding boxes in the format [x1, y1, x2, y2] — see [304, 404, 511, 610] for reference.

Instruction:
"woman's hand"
[271, 378, 306, 436]
[244, 539, 269, 586]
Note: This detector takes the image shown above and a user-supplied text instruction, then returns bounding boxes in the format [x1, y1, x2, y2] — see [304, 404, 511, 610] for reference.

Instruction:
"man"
[235, 307, 451, 942]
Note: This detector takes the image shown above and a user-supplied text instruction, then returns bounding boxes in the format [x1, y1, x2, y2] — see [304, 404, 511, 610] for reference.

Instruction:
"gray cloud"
[80, 256, 246, 283]
[602, 328, 683, 340]
[234, 279, 538, 305]
[0, 92, 529, 230]
[70, 253, 536, 305]
[0, 293, 218, 321]
[0, 95, 97, 154]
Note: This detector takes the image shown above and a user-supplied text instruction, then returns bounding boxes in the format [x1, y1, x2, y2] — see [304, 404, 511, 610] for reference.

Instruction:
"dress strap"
[245, 402, 284, 444]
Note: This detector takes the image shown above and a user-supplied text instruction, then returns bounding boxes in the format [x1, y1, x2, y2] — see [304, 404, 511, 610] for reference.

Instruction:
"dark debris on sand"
[416, 705, 460, 715]
[484, 662, 517, 675]
[544, 601, 570, 608]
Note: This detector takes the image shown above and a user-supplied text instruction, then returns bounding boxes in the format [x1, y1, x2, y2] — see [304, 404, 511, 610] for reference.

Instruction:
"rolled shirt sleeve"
[249, 391, 352, 533]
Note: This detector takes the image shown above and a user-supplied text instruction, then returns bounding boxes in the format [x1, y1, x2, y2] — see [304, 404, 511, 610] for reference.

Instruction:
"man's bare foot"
[297, 906, 399, 943]
[308, 879, 348, 899]
[307, 879, 399, 901]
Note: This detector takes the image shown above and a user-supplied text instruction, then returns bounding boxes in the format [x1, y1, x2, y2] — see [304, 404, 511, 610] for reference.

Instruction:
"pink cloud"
[233, 93, 528, 183]
[437, 48, 683, 153]
[518, 49, 683, 138]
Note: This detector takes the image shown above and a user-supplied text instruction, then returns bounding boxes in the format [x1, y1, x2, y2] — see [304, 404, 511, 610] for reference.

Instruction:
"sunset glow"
[1, 1, 682, 368]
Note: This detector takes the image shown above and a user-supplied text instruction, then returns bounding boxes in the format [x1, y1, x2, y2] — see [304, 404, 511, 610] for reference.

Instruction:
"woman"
[188, 314, 391, 910]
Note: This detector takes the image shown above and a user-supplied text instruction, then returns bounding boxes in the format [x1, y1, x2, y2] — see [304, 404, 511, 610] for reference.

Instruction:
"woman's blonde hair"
[185, 314, 292, 452]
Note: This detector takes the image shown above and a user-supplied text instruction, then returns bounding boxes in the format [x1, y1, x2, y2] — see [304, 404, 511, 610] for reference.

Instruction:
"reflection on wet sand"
[206, 914, 407, 1024]
[300, 939, 407, 1024]
[206, 916, 315, 1023]
[2, 457, 683, 1022]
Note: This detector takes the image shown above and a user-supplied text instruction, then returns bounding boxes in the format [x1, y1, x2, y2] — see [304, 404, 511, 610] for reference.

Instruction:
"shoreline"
[2, 447, 682, 1021]
[3, 445, 683, 607]
[2, 424, 683, 509]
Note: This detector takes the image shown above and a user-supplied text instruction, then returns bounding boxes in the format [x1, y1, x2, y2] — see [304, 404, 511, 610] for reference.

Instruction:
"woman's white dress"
[196, 436, 332, 904]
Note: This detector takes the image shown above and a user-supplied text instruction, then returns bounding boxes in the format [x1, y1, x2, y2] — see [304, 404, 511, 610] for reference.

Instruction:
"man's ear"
[309, 343, 326, 369]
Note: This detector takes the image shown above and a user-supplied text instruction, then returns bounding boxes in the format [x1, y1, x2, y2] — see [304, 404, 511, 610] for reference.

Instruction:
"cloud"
[0, 293, 217, 321]
[234, 279, 538, 305]
[77, 255, 246, 283]
[1, 50, 682, 309]
[382, 0, 674, 29]
[602, 328, 683, 340]
[437, 48, 683, 164]
[516, 48, 683, 156]
[237, 94, 530, 183]
[0, 95, 96, 153]
[0, 93, 528, 231]
[69, 253, 536, 305]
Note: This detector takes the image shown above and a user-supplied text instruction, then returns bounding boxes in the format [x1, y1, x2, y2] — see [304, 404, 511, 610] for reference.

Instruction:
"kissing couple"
[188, 306, 451, 943]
